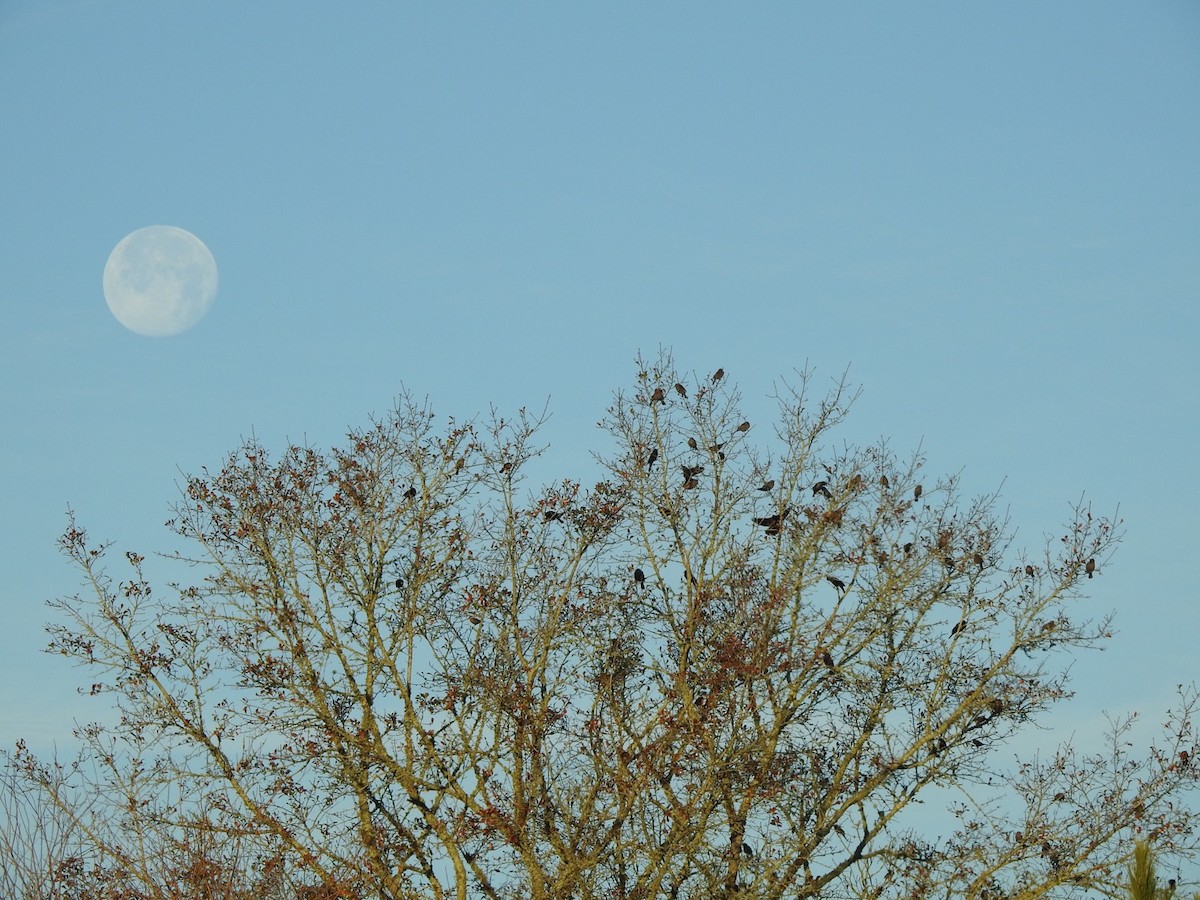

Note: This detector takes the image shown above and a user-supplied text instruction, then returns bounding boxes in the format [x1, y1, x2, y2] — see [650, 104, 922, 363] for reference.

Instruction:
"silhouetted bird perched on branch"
[950, 619, 965, 637]
[633, 567, 645, 589]
[650, 387, 665, 404]
[826, 575, 846, 592]
[914, 484, 923, 501]
[395, 578, 404, 590]
[1085, 558, 1096, 578]
[753, 508, 789, 536]
[758, 479, 775, 492]
[681, 465, 703, 481]
[812, 481, 832, 499]
[404, 485, 418, 500]
[736, 421, 751, 433]
[543, 510, 562, 522]
[712, 367, 725, 383]
[646, 448, 658, 470]
[674, 382, 687, 398]
[1025, 564, 1035, 577]
[687, 437, 699, 451]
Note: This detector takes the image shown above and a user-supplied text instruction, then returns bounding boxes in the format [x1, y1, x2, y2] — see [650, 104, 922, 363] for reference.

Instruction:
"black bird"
[394, 578, 404, 590]
[674, 382, 688, 398]
[712, 367, 725, 383]
[741, 842, 754, 857]
[647, 448, 659, 470]
[650, 387, 665, 404]
[903, 542, 914, 557]
[826, 575, 847, 592]
[753, 509, 788, 531]
[1085, 557, 1096, 578]
[404, 485, 418, 500]
[822, 650, 835, 667]
[687, 437, 699, 451]
[681, 464, 704, 481]
[633, 567, 645, 589]
[914, 484, 923, 501]
[812, 480, 832, 499]
[736, 421, 751, 433]
[950, 619, 965, 637]
[544, 510, 562, 522]
[757, 479, 775, 492]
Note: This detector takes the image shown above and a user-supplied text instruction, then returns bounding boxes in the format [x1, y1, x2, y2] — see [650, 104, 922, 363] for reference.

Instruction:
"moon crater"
[103, 225, 218, 336]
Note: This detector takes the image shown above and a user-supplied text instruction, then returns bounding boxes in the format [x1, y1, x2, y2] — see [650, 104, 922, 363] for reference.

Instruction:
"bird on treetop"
[687, 437, 699, 451]
[674, 382, 687, 398]
[736, 421, 751, 432]
[712, 368, 725, 383]
[812, 480, 832, 499]
[758, 479, 774, 492]
[914, 484, 923, 501]
[646, 448, 658, 470]
[1085, 558, 1096, 578]
[633, 567, 645, 588]
[827, 575, 847, 592]
[650, 387, 665, 404]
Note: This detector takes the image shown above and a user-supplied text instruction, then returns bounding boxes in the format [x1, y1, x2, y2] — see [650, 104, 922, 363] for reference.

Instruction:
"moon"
[103, 225, 218, 337]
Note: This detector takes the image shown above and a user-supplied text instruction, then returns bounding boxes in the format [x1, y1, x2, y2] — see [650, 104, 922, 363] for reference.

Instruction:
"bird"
[950, 619, 966, 637]
[757, 479, 775, 492]
[880, 475, 890, 488]
[826, 575, 847, 592]
[650, 387, 665, 404]
[404, 485, 418, 500]
[682, 477, 699, 490]
[753, 509, 788, 532]
[647, 448, 658, 470]
[544, 510, 562, 522]
[394, 578, 405, 590]
[674, 382, 687, 398]
[812, 480, 832, 499]
[707, 442, 725, 453]
[736, 421, 751, 433]
[633, 567, 645, 589]
[973, 552, 985, 569]
[687, 437, 699, 451]
[903, 542, 914, 557]
[712, 367, 725, 383]
[1085, 557, 1096, 578]
[681, 464, 704, 481]
[467, 613, 483, 626]
[822, 650, 835, 667]
[913, 484, 923, 501]
[741, 842, 754, 857]
[1025, 564, 1036, 577]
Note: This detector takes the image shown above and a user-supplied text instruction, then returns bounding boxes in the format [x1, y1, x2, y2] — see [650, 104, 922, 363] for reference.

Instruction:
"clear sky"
[1, 0, 1197, 778]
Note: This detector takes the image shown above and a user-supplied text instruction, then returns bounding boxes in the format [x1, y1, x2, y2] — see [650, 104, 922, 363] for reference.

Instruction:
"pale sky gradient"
[1, 0, 1197, 824]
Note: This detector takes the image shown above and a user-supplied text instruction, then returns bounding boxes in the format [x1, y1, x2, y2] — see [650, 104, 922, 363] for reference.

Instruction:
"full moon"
[103, 225, 218, 337]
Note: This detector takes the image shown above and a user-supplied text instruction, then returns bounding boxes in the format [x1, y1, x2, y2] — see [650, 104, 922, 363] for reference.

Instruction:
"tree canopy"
[6, 355, 1198, 899]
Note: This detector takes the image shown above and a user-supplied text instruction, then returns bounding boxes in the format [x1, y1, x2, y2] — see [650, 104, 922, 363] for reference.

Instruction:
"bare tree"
[8, 353, 1198, 898]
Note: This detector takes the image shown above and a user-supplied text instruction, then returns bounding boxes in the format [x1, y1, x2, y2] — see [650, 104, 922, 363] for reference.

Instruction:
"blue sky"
[1, 0, 1197, 774]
